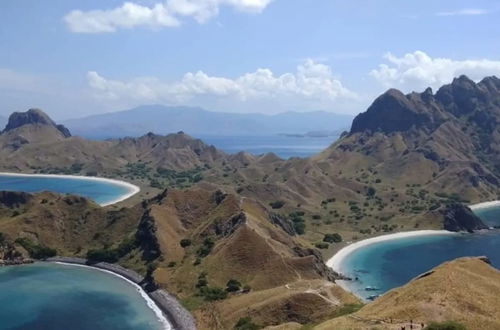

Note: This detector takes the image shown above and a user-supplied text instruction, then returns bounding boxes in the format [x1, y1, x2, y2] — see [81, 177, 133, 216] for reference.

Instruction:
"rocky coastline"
[45, 257, 196, 330]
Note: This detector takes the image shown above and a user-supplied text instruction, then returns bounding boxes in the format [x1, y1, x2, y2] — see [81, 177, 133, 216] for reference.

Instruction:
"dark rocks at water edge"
[441, 203, 489, 232]
[0, 258, 34, 266]
[46, 257, 197, 330]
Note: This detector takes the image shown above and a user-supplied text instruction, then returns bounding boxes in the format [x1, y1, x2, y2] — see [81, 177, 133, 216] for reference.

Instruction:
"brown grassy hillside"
[316, 257, 500, 330]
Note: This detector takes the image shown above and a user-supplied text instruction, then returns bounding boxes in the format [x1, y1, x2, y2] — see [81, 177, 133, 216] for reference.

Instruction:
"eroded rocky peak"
[3, 108, 71, 137]
[350, 75, 500, 135]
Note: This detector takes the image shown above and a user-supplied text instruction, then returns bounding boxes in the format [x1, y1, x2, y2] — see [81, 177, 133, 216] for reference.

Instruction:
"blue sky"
[1, 0, 500, 119]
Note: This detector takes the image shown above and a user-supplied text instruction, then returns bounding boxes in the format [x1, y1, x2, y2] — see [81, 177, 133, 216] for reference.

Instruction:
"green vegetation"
[289, 211, 306, 235]
[119, 162, 205, 189]
[180, 238, 192, 248]
[15, 238, 56, 259]
[197, 237, 215, 258]
[331, 303, 364, 318]
[424, 321, 467, 330]
[226, 279, 242, 292]
[323, 233, 342, 243]
[269, 200, 285, 209]
[234, 317, 262, 330]
[195, 272, 228, 301]
[87, 236, 137, 263]
[315, 242, 329, 249]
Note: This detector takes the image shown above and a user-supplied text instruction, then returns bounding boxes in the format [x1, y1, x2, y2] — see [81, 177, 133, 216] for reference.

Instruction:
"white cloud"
[436, 8, 489, 16]
[65, 0, 274, 33]
[87, 60, 356, 112]
[370, 51, 500, 92]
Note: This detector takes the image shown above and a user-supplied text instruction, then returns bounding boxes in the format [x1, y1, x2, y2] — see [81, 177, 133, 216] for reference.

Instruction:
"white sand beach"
[327, 230, 456, 275]
[469, 201, 500, 211]
[0, 172, 140, 206]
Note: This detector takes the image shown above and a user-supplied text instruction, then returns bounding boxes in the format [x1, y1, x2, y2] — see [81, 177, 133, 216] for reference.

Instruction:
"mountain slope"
[62, 105, 354, 139]
[0, 115, 6, 130]
[316, 257, 500, 330]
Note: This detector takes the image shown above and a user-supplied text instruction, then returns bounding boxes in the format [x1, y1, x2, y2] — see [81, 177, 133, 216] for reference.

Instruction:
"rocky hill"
[0, 76, 499, 329]
[0, 189, 360, 329]
[316, 257, 500, 330]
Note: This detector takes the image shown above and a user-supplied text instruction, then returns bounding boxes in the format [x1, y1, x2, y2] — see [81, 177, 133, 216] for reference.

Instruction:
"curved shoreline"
[0, 172, 140, 206]
[326, 230, 456, 275]
[46, 257, 197, 330]
[469, 200, 500, 211]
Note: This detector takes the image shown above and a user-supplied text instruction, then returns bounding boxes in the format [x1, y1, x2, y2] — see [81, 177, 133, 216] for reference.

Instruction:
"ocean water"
[0, 263, 166, 330]
[197, 135, 339, 158]
[338, 206, 500, 300]
[0, 175, 131, 206]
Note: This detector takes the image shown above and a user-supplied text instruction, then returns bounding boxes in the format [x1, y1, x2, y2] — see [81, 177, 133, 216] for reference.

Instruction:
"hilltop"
[316, 257, 500, 330]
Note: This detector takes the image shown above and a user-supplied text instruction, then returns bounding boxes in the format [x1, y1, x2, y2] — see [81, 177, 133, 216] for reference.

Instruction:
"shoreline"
[326, 230, 456, 276]
[0, 172, 140, 206]
[469, 200, 500, 211]
[46, 257, 196, 330]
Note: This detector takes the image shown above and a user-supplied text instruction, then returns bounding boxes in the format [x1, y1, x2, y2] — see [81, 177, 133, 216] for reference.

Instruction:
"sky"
[1, 0, 500, 120]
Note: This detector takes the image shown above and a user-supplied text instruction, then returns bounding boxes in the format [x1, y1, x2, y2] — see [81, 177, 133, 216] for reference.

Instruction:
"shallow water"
[0, 263, 166, 330]
[0, 175, 131, 205]
[338, 206, 500, 300]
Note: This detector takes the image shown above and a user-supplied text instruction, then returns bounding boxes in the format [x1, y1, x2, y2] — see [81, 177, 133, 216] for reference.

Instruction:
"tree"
[180, 239, 192, 248]
[323, 233, 343, 243]
[226, 279, 242, 292]
[269, 200, 285, 209]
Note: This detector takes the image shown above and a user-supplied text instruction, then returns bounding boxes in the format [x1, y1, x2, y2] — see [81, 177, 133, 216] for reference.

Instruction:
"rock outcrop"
[3, 108, 71, 137]
[441, 203, 489, 232]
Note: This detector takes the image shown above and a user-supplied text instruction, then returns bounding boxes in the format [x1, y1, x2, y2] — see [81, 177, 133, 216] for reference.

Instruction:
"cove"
[331, 205, 500, 301]
[0, 173, 139, 206]
[0, 262, 169, 330]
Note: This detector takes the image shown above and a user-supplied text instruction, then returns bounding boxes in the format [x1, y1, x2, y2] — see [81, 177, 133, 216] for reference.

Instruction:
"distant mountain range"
[61, 105, 354, 139]
[0, 116, 6, 130]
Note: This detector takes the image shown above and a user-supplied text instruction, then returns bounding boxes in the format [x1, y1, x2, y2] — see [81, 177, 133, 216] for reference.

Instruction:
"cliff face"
[350, 75, 500, 135]
[3, 108, 71, 138]
[441, 203, 489, 232]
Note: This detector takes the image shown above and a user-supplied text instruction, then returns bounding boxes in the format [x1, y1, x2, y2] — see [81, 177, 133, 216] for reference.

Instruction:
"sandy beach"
[469, 200, 500, 211]
[0, 172, 140, 206]
[326, 230, 456, 275]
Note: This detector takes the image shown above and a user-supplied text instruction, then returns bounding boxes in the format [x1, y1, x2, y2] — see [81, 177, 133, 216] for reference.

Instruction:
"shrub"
[226, 279, 242, 292]
[269, 200, 285, 209]
[87, 248, 118, 263]
[424, 321, 467, 330]
[180, 239, 192, 248]
[234, 317, 261, 330]
[199, 286, 227, 301]
[315, 242, 329, 249]
[197, 237, 215, 258]
[323, 233, 342, 243]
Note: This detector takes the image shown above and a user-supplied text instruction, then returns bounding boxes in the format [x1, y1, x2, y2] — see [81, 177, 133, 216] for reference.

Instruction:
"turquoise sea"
[337, 206, 500, 300]
[197, 135, 339, 158]
[0, 263, 168, 330]
[0, 174, 133, 206]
